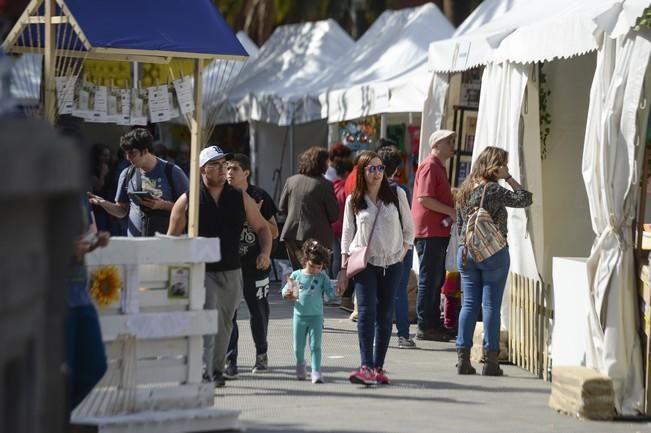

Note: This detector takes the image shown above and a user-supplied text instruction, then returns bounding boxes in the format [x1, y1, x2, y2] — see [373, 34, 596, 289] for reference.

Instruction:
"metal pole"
[43, 0, 56, 124]
[289, 122, 295, 175]
[188, 58, 203, 237]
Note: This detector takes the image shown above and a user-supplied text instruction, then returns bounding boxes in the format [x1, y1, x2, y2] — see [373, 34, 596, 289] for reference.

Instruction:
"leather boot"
[456, 348, 476, 375]
[482, 351, 504, 376]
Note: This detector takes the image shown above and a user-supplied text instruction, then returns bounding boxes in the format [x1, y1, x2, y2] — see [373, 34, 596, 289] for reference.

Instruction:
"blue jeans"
[66, 304, 107, 412]
[415, 237, 449, 331]
[456, 246, 510, 351]
[394, 249, 413, 338]
[354, 262, 402, 369]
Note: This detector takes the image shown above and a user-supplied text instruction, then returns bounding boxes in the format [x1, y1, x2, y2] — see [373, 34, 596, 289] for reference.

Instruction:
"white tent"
[319, 3, 454, 123]
[235, 31, 259, 57]
[209, 20, 354, 198]
[421, 0, 650, 414]
[213, 19, 353, 126]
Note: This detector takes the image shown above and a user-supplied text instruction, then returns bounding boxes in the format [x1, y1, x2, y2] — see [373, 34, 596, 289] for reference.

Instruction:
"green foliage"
[635, 7, 651, 30]
[538, 63, 552, 160]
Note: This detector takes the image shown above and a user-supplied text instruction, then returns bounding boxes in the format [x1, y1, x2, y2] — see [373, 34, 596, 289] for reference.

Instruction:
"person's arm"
[336, 197, 355, 295]
[497, 167, 533, 208]
[323, 181, 340, 224]
[243, 192, 272, 269]
[88, 193, 129, 218]
[417, 196, 455, 218]
[397, 188, 415, 257]
[167, 193, 188, 235]
[267, 215, 279, 240]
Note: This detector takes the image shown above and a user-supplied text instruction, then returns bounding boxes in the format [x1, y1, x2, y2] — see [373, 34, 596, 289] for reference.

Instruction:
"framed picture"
[462, 112, 477, 153]
[168, 266, 191, 299]
[456, 156, 472, 186]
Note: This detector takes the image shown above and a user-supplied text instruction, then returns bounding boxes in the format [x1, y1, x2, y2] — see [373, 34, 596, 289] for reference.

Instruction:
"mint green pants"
[293, 313, 323, 372]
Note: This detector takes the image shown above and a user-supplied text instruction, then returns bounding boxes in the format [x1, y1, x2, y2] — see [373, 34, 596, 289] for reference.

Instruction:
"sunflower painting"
[90, 266, 122, 307]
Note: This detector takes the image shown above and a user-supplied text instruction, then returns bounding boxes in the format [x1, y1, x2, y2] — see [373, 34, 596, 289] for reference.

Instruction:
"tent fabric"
[417, 73, 449, 164]
[12, 0, 247, 58]
[321, 3, 454, 122]
[427, 0, 649, 73]
[212, 19, 354, 126]
[472, 61, 537, 329]
[236, 31, 259, 57]
[581, 32, 650, 415]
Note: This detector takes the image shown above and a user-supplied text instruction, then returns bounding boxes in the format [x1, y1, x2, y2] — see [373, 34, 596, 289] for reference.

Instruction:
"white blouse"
[341, 186, 415, 268]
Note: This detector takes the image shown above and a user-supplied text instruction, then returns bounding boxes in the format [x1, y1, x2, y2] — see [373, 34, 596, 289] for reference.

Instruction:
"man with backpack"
[89, 128, 188, 236]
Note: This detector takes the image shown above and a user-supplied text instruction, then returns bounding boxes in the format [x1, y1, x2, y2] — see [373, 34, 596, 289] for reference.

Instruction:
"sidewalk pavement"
[213, 288, 650, 433]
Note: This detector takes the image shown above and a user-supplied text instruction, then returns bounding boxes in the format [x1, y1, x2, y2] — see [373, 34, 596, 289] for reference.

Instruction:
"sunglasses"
[366, 164, 385, 173]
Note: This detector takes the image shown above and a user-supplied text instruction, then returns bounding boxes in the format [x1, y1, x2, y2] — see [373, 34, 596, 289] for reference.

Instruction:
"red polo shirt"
[411, 155, 453, 238]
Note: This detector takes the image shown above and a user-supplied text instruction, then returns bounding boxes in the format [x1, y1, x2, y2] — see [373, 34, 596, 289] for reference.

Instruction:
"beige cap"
[429, 129, 455, 148]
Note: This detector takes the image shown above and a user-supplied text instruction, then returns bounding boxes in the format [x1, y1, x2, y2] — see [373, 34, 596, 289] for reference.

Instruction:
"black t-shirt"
[239, 184, 278, 278]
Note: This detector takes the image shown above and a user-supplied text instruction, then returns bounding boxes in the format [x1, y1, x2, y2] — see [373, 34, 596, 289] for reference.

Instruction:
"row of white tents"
[418, 0, 649, 416]
[224, 0, 650, 417]
[208, 3, 455, 196]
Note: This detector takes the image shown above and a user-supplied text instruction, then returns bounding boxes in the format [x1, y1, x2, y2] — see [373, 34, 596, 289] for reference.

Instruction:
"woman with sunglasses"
[338, 151, 415, 385]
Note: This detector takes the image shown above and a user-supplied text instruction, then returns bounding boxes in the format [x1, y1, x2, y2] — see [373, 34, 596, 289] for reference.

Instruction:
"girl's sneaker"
[296, 362, 306, 381]
[349, 365, 377, 385]
[311, 371, 324, 384]
[375, 367, 390, 385]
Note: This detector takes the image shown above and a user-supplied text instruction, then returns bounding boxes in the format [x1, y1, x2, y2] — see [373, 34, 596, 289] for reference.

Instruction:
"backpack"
[463, 183, 506, 264]
[125, 160, 179, 236]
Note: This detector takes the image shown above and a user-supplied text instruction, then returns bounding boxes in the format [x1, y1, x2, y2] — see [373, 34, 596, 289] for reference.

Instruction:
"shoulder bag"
[346, 203, 381, 278]
[463, 184, 507, 264]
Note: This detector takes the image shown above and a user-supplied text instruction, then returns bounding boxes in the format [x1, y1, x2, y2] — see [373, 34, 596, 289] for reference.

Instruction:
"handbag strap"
[462, 184, 489, 265]
[366, 202, 382, 247]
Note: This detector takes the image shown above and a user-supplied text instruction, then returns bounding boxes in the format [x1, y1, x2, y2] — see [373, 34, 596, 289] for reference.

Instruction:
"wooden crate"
[71, 237, 240, 433]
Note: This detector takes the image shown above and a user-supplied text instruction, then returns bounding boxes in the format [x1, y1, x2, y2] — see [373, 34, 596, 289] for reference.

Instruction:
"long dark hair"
[456, 146, 509, 208]
[350, 151, 398, 216]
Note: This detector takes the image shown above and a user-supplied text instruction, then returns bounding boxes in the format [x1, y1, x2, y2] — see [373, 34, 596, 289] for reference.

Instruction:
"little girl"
[282, 239, 337, 384]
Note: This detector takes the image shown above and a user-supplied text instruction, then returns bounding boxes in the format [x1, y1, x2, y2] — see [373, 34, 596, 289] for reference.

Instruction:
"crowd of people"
[68, 126, 532, 415]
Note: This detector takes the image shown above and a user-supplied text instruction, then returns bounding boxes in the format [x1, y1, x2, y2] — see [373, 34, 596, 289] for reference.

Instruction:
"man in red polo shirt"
[412, 130, 456, 342]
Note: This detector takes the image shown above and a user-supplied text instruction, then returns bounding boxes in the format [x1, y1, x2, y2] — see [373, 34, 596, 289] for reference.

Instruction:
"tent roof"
[3, 0, 248, 61]
[320, 3, 454, 122]
[236, 31, 259, 57]
[428, 0, 648, 73]
[213, 19, 354, 126]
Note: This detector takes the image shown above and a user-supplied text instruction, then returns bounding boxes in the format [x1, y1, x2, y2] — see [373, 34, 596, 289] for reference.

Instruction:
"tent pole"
[188, 58, 203, 237]
[43, 0, 56, 124]
[289, 122, 295, 174]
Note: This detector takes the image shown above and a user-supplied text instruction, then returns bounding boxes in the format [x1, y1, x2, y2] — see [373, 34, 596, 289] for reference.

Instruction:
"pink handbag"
[346, 204, 381, 279]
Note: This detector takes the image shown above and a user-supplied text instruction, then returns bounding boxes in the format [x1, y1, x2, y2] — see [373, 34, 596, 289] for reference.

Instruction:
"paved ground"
[213, 286, 651, 433]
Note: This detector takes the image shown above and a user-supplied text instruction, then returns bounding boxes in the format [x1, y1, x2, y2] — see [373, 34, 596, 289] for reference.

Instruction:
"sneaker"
[349, 310, 358, 322]
[349, 365, 377, 385]
[398, 336, 417, 349]
[201, 370, 213, 383]
[296, 362, 306, 381]
[223, 363, 239, 380]
[339, 296, 354, 313]
[416, 329, 450, 342]
[311, 371, 324, 384]
[443, 327, 458, 340]
[212, 371, 226, 387]
[375, 367, 390, 385]
[252, 353, 268, 373]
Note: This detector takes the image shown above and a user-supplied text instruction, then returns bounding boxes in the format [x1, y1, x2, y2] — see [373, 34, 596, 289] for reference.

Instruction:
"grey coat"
[279, 174, 339, 247]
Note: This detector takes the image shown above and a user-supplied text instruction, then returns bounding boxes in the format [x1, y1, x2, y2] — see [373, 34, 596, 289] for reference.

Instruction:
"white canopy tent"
[421, 0, 650, 414]
[318, 3, 454, 123]
[208, 20, 353, 198]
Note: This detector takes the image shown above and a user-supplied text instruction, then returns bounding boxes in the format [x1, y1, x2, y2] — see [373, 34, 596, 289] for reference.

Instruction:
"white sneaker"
[398, 336, 417, 349]
[311, 371, 324, 384]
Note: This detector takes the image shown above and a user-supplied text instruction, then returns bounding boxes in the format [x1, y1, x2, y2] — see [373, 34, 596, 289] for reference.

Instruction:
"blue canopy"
[5, 0, 248, 59]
